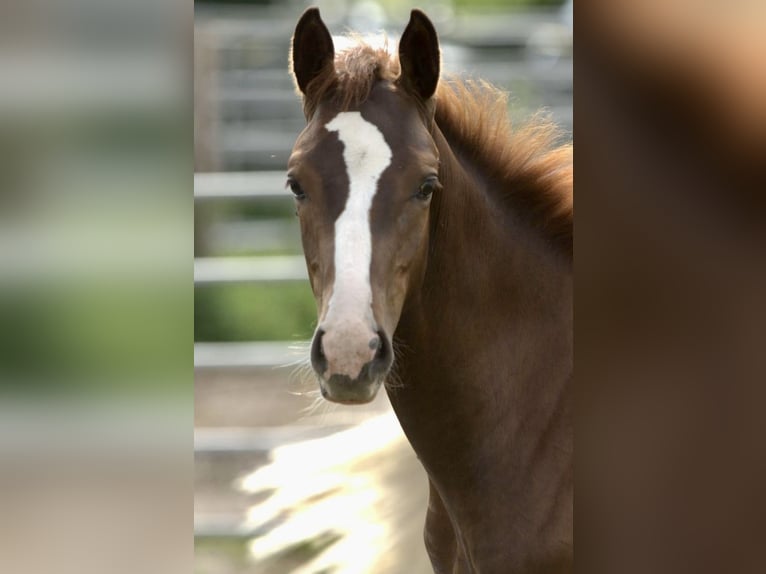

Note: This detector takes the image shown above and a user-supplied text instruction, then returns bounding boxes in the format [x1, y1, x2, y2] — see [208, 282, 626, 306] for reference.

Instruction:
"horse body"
[288, 8, 572, 572]
[391, 120, 572, 572]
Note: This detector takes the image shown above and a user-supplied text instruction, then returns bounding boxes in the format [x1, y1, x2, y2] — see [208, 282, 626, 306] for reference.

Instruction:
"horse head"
[288, 8, 442, 404]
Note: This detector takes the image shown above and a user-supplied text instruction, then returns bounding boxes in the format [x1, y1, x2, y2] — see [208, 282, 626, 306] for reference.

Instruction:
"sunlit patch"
[238, 413, 420, 572]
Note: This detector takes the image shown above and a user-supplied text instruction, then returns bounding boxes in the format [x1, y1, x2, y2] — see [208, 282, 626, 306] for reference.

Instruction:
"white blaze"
[324, 111, 392, 330]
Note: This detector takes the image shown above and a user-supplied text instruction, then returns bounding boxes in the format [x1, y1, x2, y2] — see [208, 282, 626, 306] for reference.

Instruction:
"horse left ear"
[398, 10, 440, 100]
[291, 7, 335, 94]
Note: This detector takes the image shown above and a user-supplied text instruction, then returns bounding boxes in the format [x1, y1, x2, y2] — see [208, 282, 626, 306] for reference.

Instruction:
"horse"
[287, 8, 572, 573]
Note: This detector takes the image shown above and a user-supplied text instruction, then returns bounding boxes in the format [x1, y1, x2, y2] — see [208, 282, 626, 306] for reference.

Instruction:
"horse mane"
[434, 80, 573, 257]
[295, 41, 573, 257]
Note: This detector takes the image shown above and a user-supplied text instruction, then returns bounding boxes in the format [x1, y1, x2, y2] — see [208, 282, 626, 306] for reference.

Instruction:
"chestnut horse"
[287, 8, 572, 573]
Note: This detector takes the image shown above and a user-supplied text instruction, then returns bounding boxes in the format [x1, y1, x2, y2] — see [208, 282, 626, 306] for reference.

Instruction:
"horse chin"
[319, 375, 383, 405]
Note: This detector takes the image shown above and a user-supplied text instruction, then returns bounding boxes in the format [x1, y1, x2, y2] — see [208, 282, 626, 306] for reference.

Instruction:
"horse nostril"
[311, 329, 327, 374]
[369, 336, 380, 351]
[374, 330, 392, 366]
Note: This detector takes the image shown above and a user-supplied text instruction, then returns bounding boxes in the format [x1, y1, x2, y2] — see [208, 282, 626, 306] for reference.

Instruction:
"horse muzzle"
[311, 326, 393, 404]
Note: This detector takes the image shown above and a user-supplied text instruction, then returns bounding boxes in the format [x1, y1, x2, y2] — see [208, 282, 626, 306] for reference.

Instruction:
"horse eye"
[286, 177, 306, 200]
[416, 176, 439, 200]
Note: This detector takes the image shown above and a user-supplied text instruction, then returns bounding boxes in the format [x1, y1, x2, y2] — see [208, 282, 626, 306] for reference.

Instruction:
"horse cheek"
[394, 209, 430, 297]
[299, 215, 331, 314]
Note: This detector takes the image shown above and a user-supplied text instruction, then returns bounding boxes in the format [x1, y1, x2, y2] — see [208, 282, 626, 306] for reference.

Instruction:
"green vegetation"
[195, 283, 316, 342]
[0, 281, 192, 394]
[194, 537, 251, 574]
[194, 532, 343, 574]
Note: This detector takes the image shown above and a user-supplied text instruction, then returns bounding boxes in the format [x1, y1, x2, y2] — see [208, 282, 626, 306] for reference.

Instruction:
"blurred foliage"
[0, 281, 191, 394]
[199, 198, 296, 223]
[0, 56, 190, 396]
[195, 283, 316, 342]
[194, 538, 251, 574]
[195, 532, 343, 574]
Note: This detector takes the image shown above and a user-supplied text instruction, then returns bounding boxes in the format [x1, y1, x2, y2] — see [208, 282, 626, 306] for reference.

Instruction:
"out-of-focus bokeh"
[576, 1, 766, 573]
[0, 0, 192, 572]
[193, 0, 571, 572]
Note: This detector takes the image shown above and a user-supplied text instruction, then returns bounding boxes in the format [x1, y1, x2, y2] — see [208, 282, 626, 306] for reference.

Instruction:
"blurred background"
[0, 0, 192, 572]
[193, 0, 572, 572]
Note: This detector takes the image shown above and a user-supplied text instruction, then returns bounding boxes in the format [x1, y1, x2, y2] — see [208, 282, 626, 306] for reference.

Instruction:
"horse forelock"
[298, 39, 401, 120]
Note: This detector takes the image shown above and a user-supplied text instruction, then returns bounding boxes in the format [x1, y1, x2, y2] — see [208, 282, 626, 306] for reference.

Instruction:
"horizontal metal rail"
[194, 171, 290, 201]
[194, 340, 309, 369]
[194, 516, 256, 539]
[194, 255, 307, 284]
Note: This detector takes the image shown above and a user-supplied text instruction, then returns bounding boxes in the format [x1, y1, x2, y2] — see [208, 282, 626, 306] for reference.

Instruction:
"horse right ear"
[398, 9, 440, 100]
[291, 7, 335, 94]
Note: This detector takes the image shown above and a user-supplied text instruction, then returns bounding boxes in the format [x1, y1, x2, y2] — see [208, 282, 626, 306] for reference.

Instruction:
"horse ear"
[291, 7, 335, 94]
[398, 10, 440, 100]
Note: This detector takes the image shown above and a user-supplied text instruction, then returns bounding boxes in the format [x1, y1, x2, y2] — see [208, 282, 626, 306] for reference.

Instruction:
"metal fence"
[193, 171, 307, 371]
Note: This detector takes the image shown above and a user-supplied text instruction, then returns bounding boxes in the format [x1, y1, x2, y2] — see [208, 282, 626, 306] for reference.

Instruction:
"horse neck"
[391, 122, 572, 516]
